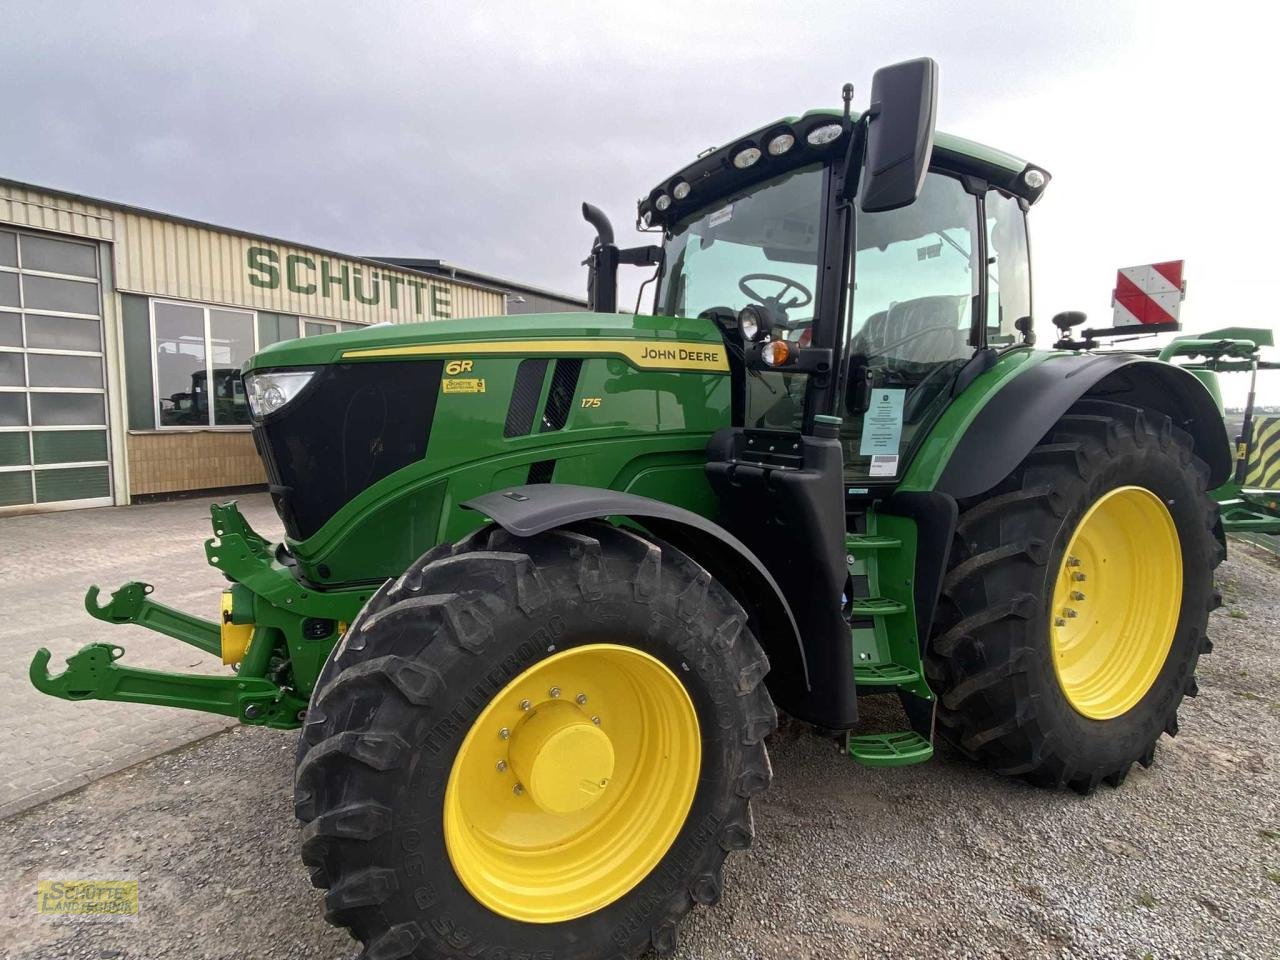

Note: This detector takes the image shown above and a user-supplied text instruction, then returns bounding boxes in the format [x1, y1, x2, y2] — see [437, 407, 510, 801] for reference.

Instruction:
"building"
[0, 178, 585, 515]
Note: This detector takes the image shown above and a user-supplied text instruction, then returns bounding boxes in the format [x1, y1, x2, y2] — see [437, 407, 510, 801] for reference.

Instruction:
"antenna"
[841, 82, 855, 127]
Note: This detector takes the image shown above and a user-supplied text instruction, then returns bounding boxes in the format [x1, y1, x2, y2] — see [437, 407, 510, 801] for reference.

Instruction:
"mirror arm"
[837, 115, 871, 204]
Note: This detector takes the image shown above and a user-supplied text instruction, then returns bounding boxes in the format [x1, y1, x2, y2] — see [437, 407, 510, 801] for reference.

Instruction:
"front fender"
[463, 483, 809, 701]
[935, 353, 1232, 500]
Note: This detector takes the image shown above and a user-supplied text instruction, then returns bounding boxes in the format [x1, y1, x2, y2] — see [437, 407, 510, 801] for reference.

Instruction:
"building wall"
[113, 215, 505, 323]
[127, 431, 263, 495]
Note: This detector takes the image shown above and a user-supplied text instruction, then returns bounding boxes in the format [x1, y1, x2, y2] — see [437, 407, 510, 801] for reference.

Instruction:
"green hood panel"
[245, 312, 726, 371]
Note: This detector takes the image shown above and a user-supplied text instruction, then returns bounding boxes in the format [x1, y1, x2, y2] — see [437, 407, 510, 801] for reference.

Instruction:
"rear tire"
[295, 521, 776, 959]
[920, 399, 1223, 792]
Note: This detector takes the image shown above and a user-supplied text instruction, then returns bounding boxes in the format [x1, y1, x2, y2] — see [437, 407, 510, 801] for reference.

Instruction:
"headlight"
[244, 369, 315, 419]
[738, 305, 770, 342]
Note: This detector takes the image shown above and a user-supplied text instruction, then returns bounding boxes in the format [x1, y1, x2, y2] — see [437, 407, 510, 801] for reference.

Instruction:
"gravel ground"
[1, 547, 1277, 960]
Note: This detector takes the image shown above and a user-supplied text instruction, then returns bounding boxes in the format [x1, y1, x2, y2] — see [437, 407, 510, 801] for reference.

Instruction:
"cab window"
[985, 189, 1032, 347]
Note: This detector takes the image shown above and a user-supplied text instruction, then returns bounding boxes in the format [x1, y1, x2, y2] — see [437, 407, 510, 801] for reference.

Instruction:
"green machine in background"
[26, 59, 1236, 960]
[1155, 327, 1280, 536]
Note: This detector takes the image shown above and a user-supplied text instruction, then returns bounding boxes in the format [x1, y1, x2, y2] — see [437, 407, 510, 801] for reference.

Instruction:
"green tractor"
[31, 59, 1230, 959]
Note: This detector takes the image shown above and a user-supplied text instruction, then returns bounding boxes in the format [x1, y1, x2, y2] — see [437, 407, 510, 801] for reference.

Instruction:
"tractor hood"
[244, 311, 728, 373]
[240, 309, 735, 561]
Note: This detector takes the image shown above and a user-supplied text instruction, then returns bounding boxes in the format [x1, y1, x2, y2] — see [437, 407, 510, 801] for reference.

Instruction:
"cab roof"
[638, 108, 1049, 230]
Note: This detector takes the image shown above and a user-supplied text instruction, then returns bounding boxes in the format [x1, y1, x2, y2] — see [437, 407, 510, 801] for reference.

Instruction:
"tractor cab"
[597, 61, 1049, 493]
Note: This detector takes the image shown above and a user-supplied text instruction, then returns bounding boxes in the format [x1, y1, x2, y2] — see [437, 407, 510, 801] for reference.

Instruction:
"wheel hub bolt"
[576, 693, 587, 705]
[549, 687, 561, 699]
[1071, 591, 1086, 601]
[1067, 556, 1081, 567]
[499, 727, 510, 740]
[1065, 608, 1078, 619]
[591, 715, 601, 725]
[519, 699, 531, 712]
[1054, 617, 1066, 627]
[1073, 572, 1087, 582]
[496, 760, 507, 773]
[513, 783, 524, 796]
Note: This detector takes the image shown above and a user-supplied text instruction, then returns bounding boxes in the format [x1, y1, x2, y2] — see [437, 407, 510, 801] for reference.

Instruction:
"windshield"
[656, 164, 825, 430]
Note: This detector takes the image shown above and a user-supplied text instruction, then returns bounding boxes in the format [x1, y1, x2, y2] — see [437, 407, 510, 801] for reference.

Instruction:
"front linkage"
[29, 502, 373, 729]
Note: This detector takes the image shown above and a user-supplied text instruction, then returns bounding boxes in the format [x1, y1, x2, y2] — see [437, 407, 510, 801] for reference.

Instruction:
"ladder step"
[845, 534, 902, 553]
[853, 661, 921, 685]
[846, 731, 934, 768]
[849, 596, 907, 617]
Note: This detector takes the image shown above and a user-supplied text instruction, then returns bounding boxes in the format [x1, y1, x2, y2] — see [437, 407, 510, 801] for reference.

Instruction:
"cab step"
[845, 533, 902, 553]
[846, 730, 934, 768]
[849, 596, 907, 617]
[853, 660, 921, 685]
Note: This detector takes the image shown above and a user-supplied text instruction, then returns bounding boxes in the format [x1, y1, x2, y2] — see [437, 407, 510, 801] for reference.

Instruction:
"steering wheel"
[738, 273, 813, 310]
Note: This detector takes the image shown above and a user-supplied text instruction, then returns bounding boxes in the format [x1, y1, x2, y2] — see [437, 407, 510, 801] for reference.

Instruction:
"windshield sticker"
[869, 455, 899, 478]
[708, 204, 733, 228]
[860, 388, 905, 457]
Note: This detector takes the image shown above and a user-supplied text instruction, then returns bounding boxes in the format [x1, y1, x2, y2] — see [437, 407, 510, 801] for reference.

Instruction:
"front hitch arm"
[84, 581, 222, 658]
[29, 643, 304, 727]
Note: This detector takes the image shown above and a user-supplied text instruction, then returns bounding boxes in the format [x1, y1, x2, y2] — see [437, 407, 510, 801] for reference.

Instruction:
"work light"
[767, 133, 795, 156]
[654, 193, 672, 211]
[672, 181, 691, 200]
[732, 147, 761, 169]
[244, 369, 316, 419]
[806, 123, 843, 146]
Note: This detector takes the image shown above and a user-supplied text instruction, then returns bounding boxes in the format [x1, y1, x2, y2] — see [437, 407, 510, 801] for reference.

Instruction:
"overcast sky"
[1, 1, 1273, 401]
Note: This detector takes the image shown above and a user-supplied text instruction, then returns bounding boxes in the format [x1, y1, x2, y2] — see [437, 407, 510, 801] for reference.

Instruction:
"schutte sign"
[247, 246, 454, 319]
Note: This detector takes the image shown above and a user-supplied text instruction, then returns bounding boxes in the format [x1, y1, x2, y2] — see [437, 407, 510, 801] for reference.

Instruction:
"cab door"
[840, 171, 982, 485]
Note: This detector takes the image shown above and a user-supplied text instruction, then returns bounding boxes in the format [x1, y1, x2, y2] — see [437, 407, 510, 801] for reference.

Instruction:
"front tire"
[295, 521, 776, 959]
[922, 399, 1223, 792]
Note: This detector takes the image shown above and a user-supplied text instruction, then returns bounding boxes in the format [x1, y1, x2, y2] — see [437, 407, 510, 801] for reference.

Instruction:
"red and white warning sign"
[1112, 260, 1185, 327]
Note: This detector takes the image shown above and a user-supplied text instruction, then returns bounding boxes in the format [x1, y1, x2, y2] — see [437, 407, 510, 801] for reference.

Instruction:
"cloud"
[1, 0, 1271, 398]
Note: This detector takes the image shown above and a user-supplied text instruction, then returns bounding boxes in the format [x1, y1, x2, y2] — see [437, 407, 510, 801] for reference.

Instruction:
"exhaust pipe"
[582, 203, 618, 313]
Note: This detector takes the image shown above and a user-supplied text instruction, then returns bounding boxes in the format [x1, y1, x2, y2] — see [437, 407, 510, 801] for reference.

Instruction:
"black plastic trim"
[936, 353, 1233, 499]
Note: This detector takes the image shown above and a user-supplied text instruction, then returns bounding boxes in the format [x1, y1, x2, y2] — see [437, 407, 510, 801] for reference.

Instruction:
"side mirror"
[859, 57, 939, 214]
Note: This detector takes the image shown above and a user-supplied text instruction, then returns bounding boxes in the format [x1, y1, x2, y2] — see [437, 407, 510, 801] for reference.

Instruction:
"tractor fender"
[936, 353, 1233, 500]
[462, 483, 809, 692]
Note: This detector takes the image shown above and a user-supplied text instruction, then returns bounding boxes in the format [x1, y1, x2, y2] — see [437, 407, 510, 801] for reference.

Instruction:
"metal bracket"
[29, 643, 305, 727]
[84, 581, 221, 657]
[205, 502, 361, 620]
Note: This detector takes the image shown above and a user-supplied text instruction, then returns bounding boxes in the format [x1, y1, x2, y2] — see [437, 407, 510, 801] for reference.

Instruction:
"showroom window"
[152, 300, 256, 428]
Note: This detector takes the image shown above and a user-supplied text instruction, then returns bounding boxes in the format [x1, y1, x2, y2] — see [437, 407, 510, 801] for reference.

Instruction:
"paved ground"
[0, 493, 281, 819]
[0, 546, 1276, 959]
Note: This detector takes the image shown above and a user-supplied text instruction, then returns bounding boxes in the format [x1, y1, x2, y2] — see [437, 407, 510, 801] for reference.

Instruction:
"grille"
[252, 361, 443, 541]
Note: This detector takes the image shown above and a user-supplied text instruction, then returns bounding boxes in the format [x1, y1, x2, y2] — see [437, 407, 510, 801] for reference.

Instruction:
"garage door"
[0, 228, 112, 511]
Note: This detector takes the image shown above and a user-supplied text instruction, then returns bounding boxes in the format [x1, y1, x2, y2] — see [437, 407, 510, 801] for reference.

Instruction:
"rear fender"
[935, 353, 1232, 500]
[462, 484, 808, 705]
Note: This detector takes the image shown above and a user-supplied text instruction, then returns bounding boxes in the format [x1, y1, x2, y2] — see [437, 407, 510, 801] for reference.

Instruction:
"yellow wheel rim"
[1050, 485, 1182, 720]
[443, 643, 701, 923]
